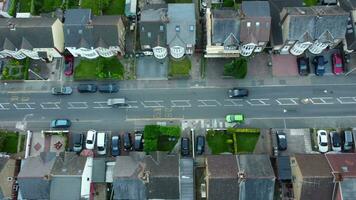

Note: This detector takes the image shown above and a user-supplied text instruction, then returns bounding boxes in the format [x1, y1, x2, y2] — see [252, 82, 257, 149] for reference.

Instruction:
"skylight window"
[175, 25, 180, 32]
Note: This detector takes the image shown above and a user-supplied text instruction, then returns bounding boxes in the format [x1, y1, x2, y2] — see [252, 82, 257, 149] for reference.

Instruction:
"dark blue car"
[313, 56, 327, 76]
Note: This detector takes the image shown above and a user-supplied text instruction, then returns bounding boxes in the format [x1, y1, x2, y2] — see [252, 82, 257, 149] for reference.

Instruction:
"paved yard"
[305, 48, 341, 76]
[136, 56, 168, 80]
[272, 55, 298, 77]
[272, 129, 313, 156]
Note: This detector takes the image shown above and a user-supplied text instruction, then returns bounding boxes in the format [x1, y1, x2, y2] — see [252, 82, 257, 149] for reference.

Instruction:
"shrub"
[144, 139, 158, 153]
[160, 126, 180, 137]
[224, 58, 248, 79]
[226, 139, 233, 144]
[8, 0, 17, 17]
[227, 127, 260, 134]
[144, 125, 161, 139]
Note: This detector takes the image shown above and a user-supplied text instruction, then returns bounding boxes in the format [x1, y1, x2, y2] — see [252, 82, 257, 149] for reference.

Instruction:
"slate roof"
[140, 4, 167, 47]
[50, 177, 81, 200]
[113, 152, 179, 200]
[92, 158, 106, 183]
[211, 9, 240, 45]
[269, 0, 303, 46]
[206, 155, 239, 200]
[340, 178, 356, 200]
[64, 9, 122, 48]
[166, 4, 196, 47]
[339, 0, 356, 11]
[238, 154, 274, 178]
[277, 156, 291, 181]
[241, 1, 270, 17]
[294, 154, 332, 177]
[281, 6, 349, 42]
[51, 152, 86, 176]
[0, 17, 57, 50]
[325, 153, 356, 177]
[18, 152, 57, 200]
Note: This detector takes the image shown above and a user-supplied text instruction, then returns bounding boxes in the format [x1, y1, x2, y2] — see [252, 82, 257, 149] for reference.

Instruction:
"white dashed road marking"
[40, 102, 60, 109]
[67, 102, 88, 109]
[246, 99, 270, 106]
[309, 97, 334, 105]
[197, 100, 221, 107]
[125, 101, 139, 109]
[337, 97, 356, 104]
[13, 103, 36, 110]
[93, 101, 111, 109]
[0, 103, 11, 110]
[141, 101, 164, 108]
[171, 100, 191, 108]
[276, 98, 299, 105]
[223, 99, 243, 107]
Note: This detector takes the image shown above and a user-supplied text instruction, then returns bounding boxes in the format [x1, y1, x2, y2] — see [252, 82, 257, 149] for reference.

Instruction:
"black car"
[276, 131, 287, 151]
[196, 136, 205, 155]
[313, 56, 327, 76]
[123, 133, 133, 151]
[72, 133, 84, 153]
[228, 88, 249, 98]
[111, 136, 120, 156]
[77, 84, 97, 93]
[181, 137, 190, 156]
[98, 84, 119, 93]
[134, 131, 143, 151]
[297, 57, 310, 76]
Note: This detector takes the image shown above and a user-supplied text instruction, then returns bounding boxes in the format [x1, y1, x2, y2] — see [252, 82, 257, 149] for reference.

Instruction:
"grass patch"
[224, 58, 247, 79]
[157, 135, 178, 151]
[1, 58, 30, 80]
[206, 130, 233, 154]
[223, 0, 234, 7]
[19, 134, 26, 152]
[144, 125, 181, 153]
[0, 131, 19, 153]
[65, 0, 80, 9]
[168, 57, 191, 78]
[39, 0, 63, 13]
[18, 0, 31, 12]
[235, 132, 259, 153]
[103, 0, 125, 15]
[81, 0, 102, 15]
[74, 57, 124, 80]
[304, 0, 318, 6]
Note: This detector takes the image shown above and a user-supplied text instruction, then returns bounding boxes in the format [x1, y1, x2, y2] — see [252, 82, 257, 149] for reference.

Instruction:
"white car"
[96, 132, 107, 155]
[317, 130, 329, 153]
[86, 130, 97, 150]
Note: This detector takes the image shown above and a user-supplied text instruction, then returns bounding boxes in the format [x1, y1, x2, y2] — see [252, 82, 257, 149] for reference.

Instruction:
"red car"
[332, 53, 343, 75]
[64, 55, 74, 76]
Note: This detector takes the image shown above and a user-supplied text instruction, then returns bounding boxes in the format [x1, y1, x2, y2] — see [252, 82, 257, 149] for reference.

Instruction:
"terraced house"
[0, 17, 64, 61]
[64, 9, 125, 59]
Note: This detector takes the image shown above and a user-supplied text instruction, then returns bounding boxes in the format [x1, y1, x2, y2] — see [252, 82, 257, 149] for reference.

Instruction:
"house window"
[148, 32, 151, 38]
[256, 22, 260, 27]
[160, 25, 164, 31]
[175, 25, 180, 32]
[247, 22, 251, 27]
[189, 25, 194, 32]
[78, 29, 83, 34]
[141, 26, 145, 32]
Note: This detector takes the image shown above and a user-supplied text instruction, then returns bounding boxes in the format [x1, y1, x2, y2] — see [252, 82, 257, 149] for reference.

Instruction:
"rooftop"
[325, 153, 356, 177]
[294, 154, 332, 178]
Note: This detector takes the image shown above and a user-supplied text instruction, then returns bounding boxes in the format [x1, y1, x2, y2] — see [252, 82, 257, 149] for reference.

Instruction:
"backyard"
[16, 0, 62, 15]
[144, 125, 181, 152]
[206, 128, 260, 154]
[0, 131, 20, 153]
[168, 57, 191, 78]
[304, 0, 318, 6]
[74, 57, 124, 80]
[81, 0, 125, 15]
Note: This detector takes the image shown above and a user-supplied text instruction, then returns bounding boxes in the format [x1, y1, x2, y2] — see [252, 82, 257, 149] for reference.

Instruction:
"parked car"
[134, 131, 143, 151]
[343, 130, 354, 152]
[51, 86, 73, 95]
[225, 114, 244, 123]
[332, 53, 344, 75]
[64, 55, 74, 76]
[107, 98, 126, 107]
[313, 56, 327, 76]
[77, 84, 97, 93]
[297, 57, 310, 76]
[317, 130, 329, 153]
[86, 130, 97, 150]
[181, 137, 190, 156]
[276, 130, 287, 151]
[330, 131, 342, 152]
[98, 84, 119, 93]
[228, 88, 248, 98]
[111, 136, 120, 156]
[50, 119, 71, 128]
[123, 133, 133, 151]
[97, 132, 107, 155]
[72, 133, 84, 153]
[196, 136, 205, 155]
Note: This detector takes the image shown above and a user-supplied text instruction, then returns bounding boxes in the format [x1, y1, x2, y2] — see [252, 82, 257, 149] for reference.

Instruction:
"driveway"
[305, 48, 341, 76]
[136, 56, 168, 80]
[272, 129, 313, 156]
[272, 55, 298, 77]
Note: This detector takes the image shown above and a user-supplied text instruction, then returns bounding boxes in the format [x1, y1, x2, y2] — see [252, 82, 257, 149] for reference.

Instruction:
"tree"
[223, 58, 248, 79]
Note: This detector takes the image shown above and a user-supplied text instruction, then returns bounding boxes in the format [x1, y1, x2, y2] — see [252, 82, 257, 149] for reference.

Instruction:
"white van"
[97, 132, 107, 155]
[86, 130, 97, 150]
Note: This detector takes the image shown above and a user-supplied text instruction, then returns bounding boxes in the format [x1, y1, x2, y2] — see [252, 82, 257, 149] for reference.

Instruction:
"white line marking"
[337, 97, 356, 104]
[309, 97, 334, 105]
[0, 103, 11, 110]
[223, 99, 243, 107]
[67, 102, 88, 109]
[197, 100, 221, 107]
[171, 100, 191, 108]
[276, 98, 299, 105]
[7, 90, 50, 94]
[124, 101, 139, 109]
[93, 101, 111, 109]
[141, 100, 164, 108]
[40, 102, 60, 109]
[13, 103, 36, 110]
[246, 99, 270, 106]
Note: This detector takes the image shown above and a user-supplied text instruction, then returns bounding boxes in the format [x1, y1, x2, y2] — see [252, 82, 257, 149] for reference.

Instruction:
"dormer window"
[189, 25, 194, 32]
[148, 32, 151, 38]
[175, 25, 180, 32]
[256, 22, 260, 27]
[247, 22, 251, 27]
[160, 25, 164, 31]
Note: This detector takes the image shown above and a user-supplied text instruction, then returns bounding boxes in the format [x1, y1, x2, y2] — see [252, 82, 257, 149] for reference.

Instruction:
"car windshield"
[300, 64, 307, 69]
[98, 147, 104, 151]
[278, 135, 286, 139]
[320, 142, 327, 146]
[336, 64, 342, 68]
[113, 146, 118, 150]
[87, 140, 93, 144]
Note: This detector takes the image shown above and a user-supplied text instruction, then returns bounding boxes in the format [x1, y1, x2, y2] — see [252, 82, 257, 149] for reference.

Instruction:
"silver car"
[52, 86, 73, 95]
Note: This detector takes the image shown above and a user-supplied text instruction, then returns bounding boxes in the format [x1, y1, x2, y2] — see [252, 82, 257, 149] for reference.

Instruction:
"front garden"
[74, 57, 124, 80]
[0, 131, 24, 153]
[206, 128, 260, 154]
[223, 57, 248, 79]
[143, 125, 181, 153]
[1, 58, 30, 80]
[168, 57, 191, 78]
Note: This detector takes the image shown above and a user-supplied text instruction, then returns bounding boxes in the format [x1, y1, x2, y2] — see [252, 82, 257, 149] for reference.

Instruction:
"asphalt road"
[1, 84, 356, 131]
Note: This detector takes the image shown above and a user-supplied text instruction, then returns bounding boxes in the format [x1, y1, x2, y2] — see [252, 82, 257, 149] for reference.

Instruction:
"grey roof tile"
[211, 9, 240, 44]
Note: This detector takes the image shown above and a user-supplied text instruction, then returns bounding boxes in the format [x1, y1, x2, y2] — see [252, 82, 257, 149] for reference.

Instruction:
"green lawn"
[18, 0, 31, 12]
[81, 0, 102, 15]
[103, 0, 125, 15]
[0, 132, 19, 153]
[304, 0, 318, 6]
[66, 0, 80, 9]
[223, 0, 234, 7]
[41, 0, 63, 13]
[206, 130, 233, 154]
[157, 135, 178, 151]
[74, 57, 124, 80]
[235, 132, 259, 153]
[168, 57, 191, 77]
[144, 125, 181, 153]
